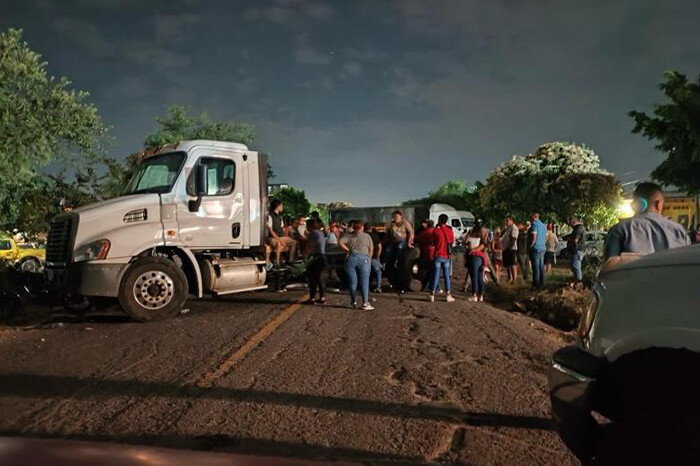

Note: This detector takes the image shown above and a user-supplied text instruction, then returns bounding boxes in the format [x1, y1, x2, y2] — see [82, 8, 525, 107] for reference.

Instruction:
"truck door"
[176, 150, 246, 249]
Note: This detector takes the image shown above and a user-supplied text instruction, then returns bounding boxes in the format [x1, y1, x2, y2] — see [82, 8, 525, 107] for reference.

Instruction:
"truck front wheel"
[118, 257, 188, 321]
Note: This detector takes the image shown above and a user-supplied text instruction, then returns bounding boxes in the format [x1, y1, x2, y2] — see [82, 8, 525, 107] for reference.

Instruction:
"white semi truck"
[45, 140, 269, 321]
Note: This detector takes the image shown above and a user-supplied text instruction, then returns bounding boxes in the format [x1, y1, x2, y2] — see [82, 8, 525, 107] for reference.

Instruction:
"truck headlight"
[74, 239, 110, 262]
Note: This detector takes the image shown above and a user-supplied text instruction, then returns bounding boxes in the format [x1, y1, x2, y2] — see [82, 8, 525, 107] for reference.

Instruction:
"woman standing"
[465, 226, 487, 302]
[544, 223, 558, 274]
[303, 219, 328, 305]
[339, 220, 375, 310]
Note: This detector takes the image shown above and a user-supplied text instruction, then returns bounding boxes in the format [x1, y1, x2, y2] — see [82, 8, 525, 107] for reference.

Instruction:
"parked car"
[0, 237, 45, 272]
[549, 244, 700, 462]
[556, 231, 606, 260]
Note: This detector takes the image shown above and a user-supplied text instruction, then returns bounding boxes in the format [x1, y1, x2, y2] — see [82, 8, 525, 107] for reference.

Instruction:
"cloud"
[154, 13, 201, 44]
[52, 16, 115, 58]
[243, 0, 336, 25]
[341, 61, 363, 77]
[294, 45, 331, 64]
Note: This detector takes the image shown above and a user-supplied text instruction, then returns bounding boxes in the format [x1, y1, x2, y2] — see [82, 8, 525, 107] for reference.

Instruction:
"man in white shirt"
[500, 215, 519, 283]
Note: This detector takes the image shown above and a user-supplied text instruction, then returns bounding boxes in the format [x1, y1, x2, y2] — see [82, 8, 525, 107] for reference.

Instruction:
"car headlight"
[74, 239, 110, 262]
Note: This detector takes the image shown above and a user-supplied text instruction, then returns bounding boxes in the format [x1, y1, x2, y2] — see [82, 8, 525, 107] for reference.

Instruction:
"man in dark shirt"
[516, 223, 530, 281]
[567, 216, 585, 285]
[364, 223, 383, 293]
[266, 199, 298, 266]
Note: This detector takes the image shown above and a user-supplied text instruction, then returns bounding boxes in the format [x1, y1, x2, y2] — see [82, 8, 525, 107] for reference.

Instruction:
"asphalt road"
[0, 273, 577, 465]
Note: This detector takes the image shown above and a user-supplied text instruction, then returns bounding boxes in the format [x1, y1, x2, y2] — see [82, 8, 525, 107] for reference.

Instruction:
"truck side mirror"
[188, 164, 208, 212]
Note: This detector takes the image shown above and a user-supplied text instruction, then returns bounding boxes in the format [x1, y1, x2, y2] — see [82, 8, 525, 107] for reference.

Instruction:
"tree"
[479, 142, 621, 228]
[273, 187, 311, 219]
[144, 105, 256, 148]
[0, 28, 108, 231]
[629, 71, 700, 193]
[405, 179, 483, 216]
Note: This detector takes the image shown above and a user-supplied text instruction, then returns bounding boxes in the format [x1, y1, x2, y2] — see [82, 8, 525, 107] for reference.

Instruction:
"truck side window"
[187, 157, 235, 196]
[451, 219, 461, 228]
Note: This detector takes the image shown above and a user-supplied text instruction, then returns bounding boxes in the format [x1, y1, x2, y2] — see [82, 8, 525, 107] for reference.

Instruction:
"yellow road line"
[196, 295, 307, 388]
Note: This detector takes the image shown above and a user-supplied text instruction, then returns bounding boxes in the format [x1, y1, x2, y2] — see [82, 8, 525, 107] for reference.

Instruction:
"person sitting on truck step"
[602, 182, 689, 274]
[339, 219, 375, 311]
[267, 199, 298, 266]
[385, 210, 415, 272]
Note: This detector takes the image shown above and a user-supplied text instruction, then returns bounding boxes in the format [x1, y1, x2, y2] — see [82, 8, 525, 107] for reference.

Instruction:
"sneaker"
[315, 298, 326, 305]
[446, 295, 456, 303]
[478, 296, 484, 302]
[302, 299, 316, 305]
[265, 263, 274, 272]
[438, 288, 444, 294]
[468, 296, 477, 302]
[429, 294, 435, 303]
[373, 288, 382, 294]
[349, 302, 358, 309]
[362, 303, 375, 311]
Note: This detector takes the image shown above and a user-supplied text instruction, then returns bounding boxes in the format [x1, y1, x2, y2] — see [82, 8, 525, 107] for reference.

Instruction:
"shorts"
[544, 251, 556, 265]
[267, 236, 297, 251]
[503, 250, 517, 267]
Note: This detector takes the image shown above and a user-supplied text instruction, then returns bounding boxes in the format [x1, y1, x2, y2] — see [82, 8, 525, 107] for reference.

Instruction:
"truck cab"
[45, 140, 268, 321]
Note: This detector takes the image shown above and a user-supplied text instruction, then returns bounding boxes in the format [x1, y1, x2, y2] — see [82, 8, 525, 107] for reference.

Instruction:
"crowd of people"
[265, 182, 693, 309]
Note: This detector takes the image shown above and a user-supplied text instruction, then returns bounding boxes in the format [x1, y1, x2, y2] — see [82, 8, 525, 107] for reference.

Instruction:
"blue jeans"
[530, 249, 545, 288]
[429, 257, 451, 294]
[370, 258, 382, 289]
[467, 255, 484, 296]
[570, 250, 584, 281]
[345, 253, 370, 304]
[386, 240, 406, 270]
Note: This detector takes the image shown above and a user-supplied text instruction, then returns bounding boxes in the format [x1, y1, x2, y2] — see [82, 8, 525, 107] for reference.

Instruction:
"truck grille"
[46, 216, 76, 265]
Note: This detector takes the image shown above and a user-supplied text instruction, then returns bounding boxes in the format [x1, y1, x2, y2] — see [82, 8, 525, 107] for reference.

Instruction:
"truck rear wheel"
[118, 257, 188, 321]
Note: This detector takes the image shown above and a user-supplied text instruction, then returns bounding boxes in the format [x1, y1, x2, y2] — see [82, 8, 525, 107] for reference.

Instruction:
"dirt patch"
[488, 273, 590, 332]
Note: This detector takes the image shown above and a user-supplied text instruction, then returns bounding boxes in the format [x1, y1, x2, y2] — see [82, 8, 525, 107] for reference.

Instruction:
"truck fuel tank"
[198, 257, 267, 295]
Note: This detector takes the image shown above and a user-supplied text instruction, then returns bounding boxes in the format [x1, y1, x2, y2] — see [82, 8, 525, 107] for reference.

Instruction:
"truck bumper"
[45, 262, 127, 297]
[549, 345, 609, 461]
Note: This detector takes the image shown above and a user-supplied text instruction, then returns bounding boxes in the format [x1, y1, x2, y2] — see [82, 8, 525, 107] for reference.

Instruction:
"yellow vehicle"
[0, 236, 45, 272]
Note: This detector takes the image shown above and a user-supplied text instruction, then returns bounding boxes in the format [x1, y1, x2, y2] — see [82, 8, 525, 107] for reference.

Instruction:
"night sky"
[4, 0, 700, 205]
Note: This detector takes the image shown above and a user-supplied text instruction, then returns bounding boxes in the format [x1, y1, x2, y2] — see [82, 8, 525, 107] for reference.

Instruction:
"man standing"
[567, 216, 586, 286]
[364, 223, 383, 293]
[501, 216, 519, 283]
[385, 210, 414, 276]
[528, 213, 547, 289]
[516, 223, 530, 281]
[266, 199, 298, 266]
[429, 214, 456, 303]
[602, 182, 689, 272]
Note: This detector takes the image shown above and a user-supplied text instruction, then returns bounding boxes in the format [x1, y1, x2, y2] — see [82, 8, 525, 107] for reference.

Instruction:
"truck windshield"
[123, 152, 186, 195]
[462, 217, 475, 227]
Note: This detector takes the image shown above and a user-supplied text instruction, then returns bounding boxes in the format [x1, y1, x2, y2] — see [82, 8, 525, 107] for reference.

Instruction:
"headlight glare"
[74, 239, 110, 262]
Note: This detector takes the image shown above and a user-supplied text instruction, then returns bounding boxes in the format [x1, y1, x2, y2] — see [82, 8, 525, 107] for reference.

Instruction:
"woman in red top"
[429, 214, 456, 303]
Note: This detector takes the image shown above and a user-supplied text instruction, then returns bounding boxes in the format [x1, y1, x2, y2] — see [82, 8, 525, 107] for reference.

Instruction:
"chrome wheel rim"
[133, 270, 175, 310]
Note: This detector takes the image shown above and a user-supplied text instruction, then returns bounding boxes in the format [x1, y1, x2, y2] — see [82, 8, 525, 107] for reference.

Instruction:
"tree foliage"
[0, 28, 107, 231]
[479, 142, 621, 228]
[144, 105, 256, 148]
[629, 71, 700, 194]
[273, 187, 311, 219]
